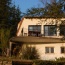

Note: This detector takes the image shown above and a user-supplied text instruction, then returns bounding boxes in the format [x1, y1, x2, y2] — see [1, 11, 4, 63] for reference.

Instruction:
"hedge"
[34, 60, 65, 65]
[12, 60, 65, 65]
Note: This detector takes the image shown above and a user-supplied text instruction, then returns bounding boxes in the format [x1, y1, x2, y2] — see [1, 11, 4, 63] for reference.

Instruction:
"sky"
[12, 0, 49, 13]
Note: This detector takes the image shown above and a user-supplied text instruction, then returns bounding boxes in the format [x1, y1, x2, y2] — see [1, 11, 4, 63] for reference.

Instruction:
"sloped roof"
[24, 16, 65, 19]
[10, 36, 65, 43]
[16, 17, 24, 35]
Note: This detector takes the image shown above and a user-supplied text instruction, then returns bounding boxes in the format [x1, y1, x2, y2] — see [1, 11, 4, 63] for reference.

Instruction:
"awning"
[10, 36, 65, 43]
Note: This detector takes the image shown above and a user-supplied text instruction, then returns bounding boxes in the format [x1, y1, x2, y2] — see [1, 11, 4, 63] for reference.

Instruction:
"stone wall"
[0, 61, 12, 65]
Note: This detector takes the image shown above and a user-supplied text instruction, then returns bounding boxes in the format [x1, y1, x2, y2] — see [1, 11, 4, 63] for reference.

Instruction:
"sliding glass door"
[44, 25, 57, 36]
[28, 25, 41, 36]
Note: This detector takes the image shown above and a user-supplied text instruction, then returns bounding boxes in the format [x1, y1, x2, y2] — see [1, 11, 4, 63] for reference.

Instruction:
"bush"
[33, 60, 65, 65]
[21, 45, 39, 60]
[56, 57, 65, 61]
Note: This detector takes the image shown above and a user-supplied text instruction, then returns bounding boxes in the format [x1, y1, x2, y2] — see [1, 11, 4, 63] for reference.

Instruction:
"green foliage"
[25, 7, 44, 16]
[0, 0, 11, 24]
[24, 0, 65, 17]
[44, 0, 64, 18]
[0, 28, 11, 55]
[12, 45, 20, 57]
[0, 0, 22, 36]
[0, 0, 22, 56]
[34, 60, 65, 65]
[21, 45, 39, 60]
[9, 5, 22, 36]
[56, 57, 65, 61]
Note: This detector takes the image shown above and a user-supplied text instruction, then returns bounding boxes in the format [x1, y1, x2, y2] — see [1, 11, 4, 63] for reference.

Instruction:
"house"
[10, 16, 65, 60]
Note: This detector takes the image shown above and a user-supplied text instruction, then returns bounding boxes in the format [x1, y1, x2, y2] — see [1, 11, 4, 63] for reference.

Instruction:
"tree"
[0, 0, 22, 36]
[0, 0, 22, 56]
[24, 7, 44, 17]
[24, 0, 65, 17]
[9, 5, 21, 36]
[0, 28, 11, 56]
[0, 0, 11, 24]
[40, 0, 65, 17]
[43, 0, 64, 18]
[21, 45, 39, 60]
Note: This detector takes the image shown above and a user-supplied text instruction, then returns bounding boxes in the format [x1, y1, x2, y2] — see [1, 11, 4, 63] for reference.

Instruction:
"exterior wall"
[17, 18, 65, 37]
[23, 43, 65, 60]
[15, 18, 65, 60]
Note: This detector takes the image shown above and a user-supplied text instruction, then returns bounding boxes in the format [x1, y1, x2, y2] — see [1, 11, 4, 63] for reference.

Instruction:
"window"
[44, 25, 57, 36]
[45, 47, 54, 53]
[28, 25, 41, 36]
[61, 47, 65, 53]
[60, 25, 65, 36]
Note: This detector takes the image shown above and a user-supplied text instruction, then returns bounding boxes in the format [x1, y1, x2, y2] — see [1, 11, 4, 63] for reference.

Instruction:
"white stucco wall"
[16, 17, 65, 60]
[17, 17, 65, 37]
[24, 43, 65, 60]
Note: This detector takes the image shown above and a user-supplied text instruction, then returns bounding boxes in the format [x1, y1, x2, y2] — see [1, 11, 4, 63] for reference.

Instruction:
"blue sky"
[12, 0, 50, 13]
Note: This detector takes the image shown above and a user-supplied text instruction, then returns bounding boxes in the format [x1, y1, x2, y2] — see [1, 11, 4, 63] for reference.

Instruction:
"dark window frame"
[60, 25, 65, 36]
[44, 25, 57, 36]
[61, 47, 65, 53]
[28, 25, 41, 32]
[45, 47, 54, 54]
[28, 25, 41, 36]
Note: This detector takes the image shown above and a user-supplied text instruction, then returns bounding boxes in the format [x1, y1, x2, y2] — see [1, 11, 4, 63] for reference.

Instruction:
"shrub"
[56, 57, 65, 61]
[21, 45, 39, 60]
[33, 60, 65, 65]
